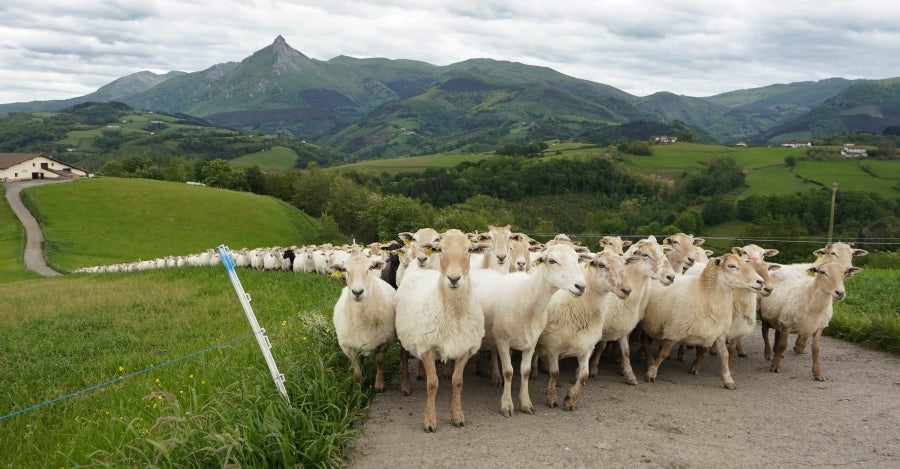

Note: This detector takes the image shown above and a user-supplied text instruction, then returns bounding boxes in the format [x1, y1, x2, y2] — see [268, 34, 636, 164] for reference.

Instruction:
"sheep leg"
[450, 351, 472, 427]
[811, 328, 826, 381]
[618, 337, 638, 386]
[588, 341, 603, 378]
[762, 320, 773, 361]
[399, 347, 411, 396]
[518, 347, 536, 414]
[545, 352, 561, 408]
[645, 339, 675, 383]
[497, 341, 515, 417]
[530, 353, 539, 381]
[734, 337, 748, 357]
[421, 350, 439, 433]
[564, 350, 592, 411]
[690, 346, 707, 375]
[726, 338, 739, 374]
[640, 332, 655, 366]
[676, 343, 686, 361]
[373, 343, 387, 393]
[346, 349, 363, 383]
[770, 325, 789, 373]
[714, 336, 736, 390]
[490, 348, 502, 387]
[794, 335, 810, 355]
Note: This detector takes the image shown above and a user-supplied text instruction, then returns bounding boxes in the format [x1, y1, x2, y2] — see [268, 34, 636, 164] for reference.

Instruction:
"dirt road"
[347, 331, 900, 467]
[3, 179, 69, 276]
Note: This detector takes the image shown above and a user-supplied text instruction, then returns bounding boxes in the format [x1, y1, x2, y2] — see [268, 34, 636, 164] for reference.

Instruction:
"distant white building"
[0, 153, 89, 182]
[840, 143, 868, 158]
[654, 135, 678, 144]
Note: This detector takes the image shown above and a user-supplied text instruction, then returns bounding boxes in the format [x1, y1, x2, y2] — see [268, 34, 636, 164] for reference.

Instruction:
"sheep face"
[422, 229, 481, 289]
[588, 251, 635, 299]
[732, 243, 779, 261]
[664, 232, 705, 268]
[599, 235, 631, 256]
[813, 242, 868, 267]
[807, 262, 862, 301]
[532, 243, 589, 296]
[477, 224, 513, 266]
[748, 258, 781, 297]
[628, 236, 677, 285]
[710, 253, 765, 292]
[331, 253, 386, 301]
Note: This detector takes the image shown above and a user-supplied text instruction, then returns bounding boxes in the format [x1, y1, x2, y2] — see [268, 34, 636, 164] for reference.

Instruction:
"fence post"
[217, 245, 290, 403]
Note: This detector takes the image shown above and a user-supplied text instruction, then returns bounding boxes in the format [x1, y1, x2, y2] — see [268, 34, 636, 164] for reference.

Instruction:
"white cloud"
[1, 0, 899, 103]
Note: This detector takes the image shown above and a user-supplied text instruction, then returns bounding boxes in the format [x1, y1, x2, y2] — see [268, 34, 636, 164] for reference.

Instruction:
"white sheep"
[507, 232, 541, 272]
[538, 251, 635, 410]
[589, 235, 677, 384]
[394, 229, 486, 432]
[470, 240, 591, 417]
[759, 261, 861, 381]
[641, 253, 765, 389]
[397, 227, 441, 285]
[769, 242, 867, 354]
[330, 252, 397, 392]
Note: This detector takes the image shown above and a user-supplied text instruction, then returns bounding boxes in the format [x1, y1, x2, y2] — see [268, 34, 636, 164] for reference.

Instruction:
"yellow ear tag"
[710, 261, 717, 270]
[807, 270, 816, 277]
[425, 247, 434, 256]
[815, 252, 824, 258]
[534, 259, 543, 267]
[331, 271, 343, 279]
[403, 239, 411, 246]
[599, 241, 606, 247]
[584, 263, 590, 270]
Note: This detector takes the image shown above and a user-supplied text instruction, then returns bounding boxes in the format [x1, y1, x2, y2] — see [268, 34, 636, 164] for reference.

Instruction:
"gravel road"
[347, 331, 900, 468]
[3, 179, 70, 276]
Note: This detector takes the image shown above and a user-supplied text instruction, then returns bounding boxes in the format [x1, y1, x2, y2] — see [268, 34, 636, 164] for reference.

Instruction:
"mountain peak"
[271, 35, 307, 61]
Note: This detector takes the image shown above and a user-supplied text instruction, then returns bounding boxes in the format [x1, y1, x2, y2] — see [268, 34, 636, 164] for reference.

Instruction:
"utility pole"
[828, 182, 837, 243]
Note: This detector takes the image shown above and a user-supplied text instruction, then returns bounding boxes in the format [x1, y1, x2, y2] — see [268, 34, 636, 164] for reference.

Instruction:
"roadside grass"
[829, 268, 900, 354]
[231, 145, 299, 170]
[20, 178, 321, 271]
[0, 185, 39, 282]
[0, 267, 373, 467]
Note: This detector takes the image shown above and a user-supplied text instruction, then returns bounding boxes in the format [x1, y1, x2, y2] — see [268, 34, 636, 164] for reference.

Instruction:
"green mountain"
[758, 78, 900, 143]
[1, 36, 897, 156]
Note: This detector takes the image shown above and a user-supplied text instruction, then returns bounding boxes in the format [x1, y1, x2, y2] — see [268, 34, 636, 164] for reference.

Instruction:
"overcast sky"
[2, 0, 899, 104]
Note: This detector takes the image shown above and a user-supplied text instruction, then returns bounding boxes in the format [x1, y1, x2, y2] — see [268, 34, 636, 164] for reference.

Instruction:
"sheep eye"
[548, 259, 558, 264]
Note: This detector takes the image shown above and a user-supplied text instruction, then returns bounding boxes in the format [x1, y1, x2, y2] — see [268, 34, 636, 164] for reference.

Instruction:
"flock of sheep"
[75, 227, 866, 432]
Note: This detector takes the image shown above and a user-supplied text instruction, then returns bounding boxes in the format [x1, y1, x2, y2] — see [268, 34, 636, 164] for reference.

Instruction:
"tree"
[97, 160, 127, 177]
[370, 195, 429, 241]
[785, 155, 797, 168]
[625, 141, 652, 156]
[161, 157, 194, 182]
[701, 197, 734, 226]
[200, 159, 247, 190]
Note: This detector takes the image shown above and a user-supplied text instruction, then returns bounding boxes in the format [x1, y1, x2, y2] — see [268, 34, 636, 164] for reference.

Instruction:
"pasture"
[230, 145, 299, 169]
[1, 177, 897, 466]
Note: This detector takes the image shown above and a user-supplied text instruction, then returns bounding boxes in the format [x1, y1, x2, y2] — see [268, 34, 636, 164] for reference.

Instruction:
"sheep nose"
[573, 283, 586, 295]
[620, 287, 632, 297]
[517, 261, 526, 270]
[351, 288, 364, 299]
[665, 274, 676, 284]
[447, 275, 461, 288]
[755, 279, 765, 290]
[496, 254, 507, 264]
[763, 286, 773, 296]
[686, 257, 696, 266]
[834, 290, 846, 300]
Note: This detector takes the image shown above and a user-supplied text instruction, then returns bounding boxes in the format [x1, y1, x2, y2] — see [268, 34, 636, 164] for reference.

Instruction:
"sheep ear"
[731, 247, 743, 255]
[845, 267, 862, 277]
[764, 249, 779, 257]
[662, 237, 671, 246]
[852, 249, 868, 257]
[625, 255, 641, 265]
[712, 257, 723, 268]
[398, 232, 414, 245]
[579, 253, 595, 264]
[598, 240, 606, 248]
[370, 260, 386, 271]
[813, 248, 825, 258]
[693, 237, 705, 246]
[806, 266, 819, 277]
[574, 245, 591, 254]
[662, 245, 674, 253]
[767, 263, 782, 271]
[622, 240, 632, 247]
[469, 243, 491, 254]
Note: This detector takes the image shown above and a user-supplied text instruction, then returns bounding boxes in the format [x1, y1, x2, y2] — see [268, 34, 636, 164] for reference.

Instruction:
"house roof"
[0, 152, 87, 173]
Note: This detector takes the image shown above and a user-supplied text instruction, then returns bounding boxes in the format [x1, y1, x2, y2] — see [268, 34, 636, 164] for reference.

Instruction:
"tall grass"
[0, 267, 374, 467]
[829, 268, 900, 354]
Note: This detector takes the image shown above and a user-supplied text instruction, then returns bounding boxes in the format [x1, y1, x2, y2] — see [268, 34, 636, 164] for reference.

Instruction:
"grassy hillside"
[230, 145, 299, 169]
[22, 178, 322, 271]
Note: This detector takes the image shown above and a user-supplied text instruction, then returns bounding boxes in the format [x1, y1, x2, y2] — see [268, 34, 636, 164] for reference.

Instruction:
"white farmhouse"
[0, 153, 90, 182]
[840, 144, 868, 158]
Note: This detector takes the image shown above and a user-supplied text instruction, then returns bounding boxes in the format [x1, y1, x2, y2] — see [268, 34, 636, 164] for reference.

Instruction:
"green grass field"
[21, 178, 322, 271]
[325, 152, 492, 175]
[230, 145, 299, 169]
